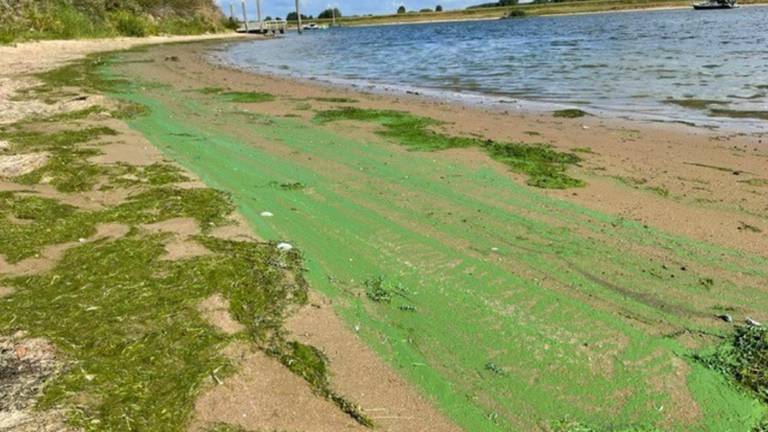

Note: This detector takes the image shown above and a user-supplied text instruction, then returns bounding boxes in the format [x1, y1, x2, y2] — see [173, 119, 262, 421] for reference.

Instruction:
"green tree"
[286, 11, 308, 21]
[397, 5, 406, 13]
[436, 5, 444, 11]
[318, 8, 342, 19]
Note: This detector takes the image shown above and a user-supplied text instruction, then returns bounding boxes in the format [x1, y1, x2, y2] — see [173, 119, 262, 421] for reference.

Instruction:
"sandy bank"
[190, 41, 768, 257]
[109, 40, 768, 431]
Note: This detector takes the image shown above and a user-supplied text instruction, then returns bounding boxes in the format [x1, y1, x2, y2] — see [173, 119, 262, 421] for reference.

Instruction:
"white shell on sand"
[276, 242, 293, 252]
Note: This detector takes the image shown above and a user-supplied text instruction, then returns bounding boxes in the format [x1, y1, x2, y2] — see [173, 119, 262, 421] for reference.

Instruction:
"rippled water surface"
[222, 7, 768, 129]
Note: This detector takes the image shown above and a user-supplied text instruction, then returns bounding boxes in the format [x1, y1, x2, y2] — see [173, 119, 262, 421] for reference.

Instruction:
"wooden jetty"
[234, 0, 287, 35]
[236, 20, 287, 35]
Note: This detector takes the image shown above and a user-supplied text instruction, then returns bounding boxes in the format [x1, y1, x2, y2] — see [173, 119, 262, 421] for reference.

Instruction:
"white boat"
[693, 0, 738, 9]
[302, 23, 328, 30]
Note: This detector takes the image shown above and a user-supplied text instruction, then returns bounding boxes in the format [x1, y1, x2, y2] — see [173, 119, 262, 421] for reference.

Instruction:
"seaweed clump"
[315, 107, 584, 189]
[696, 326, 768, 402]
[553, 109, 589, 118]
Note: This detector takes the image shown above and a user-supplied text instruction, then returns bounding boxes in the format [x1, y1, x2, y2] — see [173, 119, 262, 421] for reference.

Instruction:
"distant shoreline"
[308, 1, 768, 28]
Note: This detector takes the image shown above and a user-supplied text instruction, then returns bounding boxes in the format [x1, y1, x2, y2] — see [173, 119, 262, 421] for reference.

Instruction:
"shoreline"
[342, 5, 690, 27]
[202, 41, 768, 258]
[0, 35, 766, 432]
[317, 2, 768, 27]
[214, 49, 768, 134]
[218, 10, 768, 136]
[109, 40, 768, 430]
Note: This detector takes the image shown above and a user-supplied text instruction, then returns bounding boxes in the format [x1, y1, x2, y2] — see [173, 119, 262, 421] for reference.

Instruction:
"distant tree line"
[285, 7, 342, 21]
[467, 0, 585, 7]
[396, 5, 444, 14]
[467, 0, 519, 8]
[318, 8, 342, 19]
[281, 4, 448, 21]
[286, 11, 311, 21]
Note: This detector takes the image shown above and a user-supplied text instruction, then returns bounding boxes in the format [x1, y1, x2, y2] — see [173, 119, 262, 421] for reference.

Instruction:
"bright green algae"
[108, 53, 768, 431]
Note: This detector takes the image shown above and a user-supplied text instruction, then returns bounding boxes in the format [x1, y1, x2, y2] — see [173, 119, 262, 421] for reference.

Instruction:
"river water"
[220, 6, 768, 130]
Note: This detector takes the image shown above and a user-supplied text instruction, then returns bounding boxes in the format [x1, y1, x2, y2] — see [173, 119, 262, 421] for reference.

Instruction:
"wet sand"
[109, 41, 768, 431]
[188, 41, 768, 257]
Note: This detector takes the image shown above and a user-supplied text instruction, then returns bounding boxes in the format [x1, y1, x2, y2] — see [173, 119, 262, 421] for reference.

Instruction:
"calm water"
[220, 7, 768, 129]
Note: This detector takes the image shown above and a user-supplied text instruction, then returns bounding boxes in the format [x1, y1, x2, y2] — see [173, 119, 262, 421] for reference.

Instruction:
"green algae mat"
[107, 50, 768, 431]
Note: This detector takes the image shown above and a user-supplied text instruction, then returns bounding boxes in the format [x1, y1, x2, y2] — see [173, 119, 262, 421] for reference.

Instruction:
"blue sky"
[216, 0, 482, 19]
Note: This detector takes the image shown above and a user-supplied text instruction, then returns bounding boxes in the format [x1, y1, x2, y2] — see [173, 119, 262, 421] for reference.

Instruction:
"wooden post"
[296, 0, 303, 34]
[331, 6, 336, 26]
[241, 0, 249, 31]
[255, 0, 262, 32]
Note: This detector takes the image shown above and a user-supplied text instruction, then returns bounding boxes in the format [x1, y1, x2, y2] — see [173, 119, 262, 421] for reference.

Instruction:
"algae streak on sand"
[108, 48, 768, 431]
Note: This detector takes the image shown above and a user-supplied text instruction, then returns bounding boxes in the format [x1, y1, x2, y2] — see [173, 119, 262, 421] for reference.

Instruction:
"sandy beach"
[186, 41, 767, 257]
[1, 34, 767, 431]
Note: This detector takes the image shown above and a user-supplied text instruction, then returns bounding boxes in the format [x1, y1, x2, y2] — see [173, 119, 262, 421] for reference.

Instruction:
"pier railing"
[237, 20, 287, 35]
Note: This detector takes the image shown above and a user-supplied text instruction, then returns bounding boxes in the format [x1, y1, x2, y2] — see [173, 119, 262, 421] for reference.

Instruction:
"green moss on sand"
[220, 91, 276, 103]
[553, 109, 589, 118]
[315, 107, 583, 189]
[1, 230, 307, 431]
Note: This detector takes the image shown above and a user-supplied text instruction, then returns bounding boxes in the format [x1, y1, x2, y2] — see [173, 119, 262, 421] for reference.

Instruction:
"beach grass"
[0, 1, 229, 45]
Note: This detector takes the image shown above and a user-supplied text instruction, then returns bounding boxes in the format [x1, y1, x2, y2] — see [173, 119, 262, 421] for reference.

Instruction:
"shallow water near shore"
[221, 7, 768, 130]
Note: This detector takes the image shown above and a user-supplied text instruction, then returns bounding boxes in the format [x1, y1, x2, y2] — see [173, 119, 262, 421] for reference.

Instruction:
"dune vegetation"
[0, 0, 233, 43]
